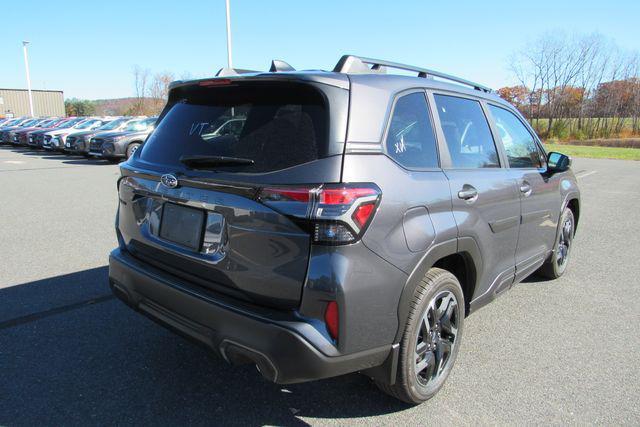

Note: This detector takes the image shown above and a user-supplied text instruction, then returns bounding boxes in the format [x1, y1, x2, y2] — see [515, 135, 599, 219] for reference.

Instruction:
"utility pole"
[22, 41, 35, 117]
[225, 0, 233, 69]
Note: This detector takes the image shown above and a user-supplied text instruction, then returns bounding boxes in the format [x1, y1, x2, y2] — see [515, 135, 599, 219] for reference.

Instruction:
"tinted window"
[434, 95, 499, 168]
[140, 83, 328, 173]
[98, 118, 127, 131]
[489, 105, 543, 168]
[59, 118, 83, 129]
[385, 92, 438, 169]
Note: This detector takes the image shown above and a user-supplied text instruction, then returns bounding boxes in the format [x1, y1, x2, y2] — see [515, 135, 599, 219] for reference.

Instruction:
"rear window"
[139, 82, 330, 173]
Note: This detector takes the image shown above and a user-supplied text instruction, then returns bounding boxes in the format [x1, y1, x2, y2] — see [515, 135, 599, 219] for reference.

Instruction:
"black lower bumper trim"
[108, 248, 390, 384]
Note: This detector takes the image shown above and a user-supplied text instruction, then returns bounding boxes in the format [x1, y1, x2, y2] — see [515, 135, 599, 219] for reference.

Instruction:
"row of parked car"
[0, 115, 157, 161]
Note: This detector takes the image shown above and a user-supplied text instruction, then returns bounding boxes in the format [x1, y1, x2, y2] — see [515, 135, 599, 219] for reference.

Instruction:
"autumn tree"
[497, 86, 529, 114]
[64, 98, 96, 116]
[509, 33, 640, 139]
[128, 66, 174, 116]
[148, 71, 174, 114]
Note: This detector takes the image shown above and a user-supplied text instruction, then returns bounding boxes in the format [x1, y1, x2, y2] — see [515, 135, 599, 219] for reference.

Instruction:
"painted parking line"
[576, 170, 597, 179]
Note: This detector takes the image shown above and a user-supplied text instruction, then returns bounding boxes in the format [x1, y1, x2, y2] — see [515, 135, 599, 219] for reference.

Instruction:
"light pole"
[22, 41, 35, 117]
[225, 0, 233, 69]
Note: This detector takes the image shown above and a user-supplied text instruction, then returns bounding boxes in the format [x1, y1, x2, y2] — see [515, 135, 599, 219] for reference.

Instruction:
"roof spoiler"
[216, 59, 295, 76]
[215, 67, 259, 77]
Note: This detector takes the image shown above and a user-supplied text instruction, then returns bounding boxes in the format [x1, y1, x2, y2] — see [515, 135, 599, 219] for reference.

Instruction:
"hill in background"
[93, 97, 157, 116]
[65, 97, 162, 117]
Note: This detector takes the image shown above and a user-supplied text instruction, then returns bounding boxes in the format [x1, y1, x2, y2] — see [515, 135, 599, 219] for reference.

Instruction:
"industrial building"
[0, 88, 65, 118]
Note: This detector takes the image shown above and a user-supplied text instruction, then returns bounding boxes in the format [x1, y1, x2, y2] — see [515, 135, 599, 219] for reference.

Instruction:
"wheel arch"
[567, 198, 580, 231]
[125, 140, 144, 158]
[127, 140, 143, 149]
[367, 238, 481, 386]
[394, 238, 481, 344]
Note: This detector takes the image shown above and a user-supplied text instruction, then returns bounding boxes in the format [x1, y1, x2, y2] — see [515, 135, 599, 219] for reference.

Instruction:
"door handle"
[458, 185, 478, 201]
[520, 181, 532, 196]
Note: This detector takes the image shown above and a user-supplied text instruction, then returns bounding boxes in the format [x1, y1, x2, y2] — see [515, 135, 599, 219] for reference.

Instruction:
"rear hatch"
[117, 77, 349, 309]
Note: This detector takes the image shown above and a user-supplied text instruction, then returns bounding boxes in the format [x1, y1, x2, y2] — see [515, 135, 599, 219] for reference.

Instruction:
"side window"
[434, 94, 500, 168]
[489, 105, 543, 168]
[385, 92, 438, 169]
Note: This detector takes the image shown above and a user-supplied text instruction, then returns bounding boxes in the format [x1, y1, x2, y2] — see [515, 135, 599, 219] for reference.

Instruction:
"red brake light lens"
[260, 187, 311, 203]
[319, 188, 376, 205]
[324, 301, 339, 340]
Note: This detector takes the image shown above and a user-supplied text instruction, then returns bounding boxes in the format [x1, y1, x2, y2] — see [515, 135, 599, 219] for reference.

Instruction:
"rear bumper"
[108, 248, 390, 384]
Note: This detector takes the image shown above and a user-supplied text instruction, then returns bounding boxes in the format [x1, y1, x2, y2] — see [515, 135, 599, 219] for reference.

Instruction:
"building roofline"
[0, 88, 64, 94]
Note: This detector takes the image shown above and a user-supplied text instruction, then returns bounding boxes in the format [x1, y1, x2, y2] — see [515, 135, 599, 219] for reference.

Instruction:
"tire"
[126, 143, 141, 159]
[537, 207, 575, 279]
[376, 267, 464, 404]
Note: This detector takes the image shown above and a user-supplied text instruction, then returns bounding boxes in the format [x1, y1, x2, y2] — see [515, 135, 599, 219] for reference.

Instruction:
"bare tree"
[148, 72, 175, 115]
[507, 32, 640, 140]
[130, 65, 151, 115]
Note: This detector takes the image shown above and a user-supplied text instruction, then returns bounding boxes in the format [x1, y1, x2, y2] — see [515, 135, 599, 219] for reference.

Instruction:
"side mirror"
[547, 151, 571, 173]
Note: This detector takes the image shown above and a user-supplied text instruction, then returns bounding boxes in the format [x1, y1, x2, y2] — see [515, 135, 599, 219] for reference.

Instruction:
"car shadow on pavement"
[521, 272, 554, 284]
[3, 148, 114, 165]
[0, 267, 409, 426]
[62, 159, 116, 166]
[7, 149, 70, 159]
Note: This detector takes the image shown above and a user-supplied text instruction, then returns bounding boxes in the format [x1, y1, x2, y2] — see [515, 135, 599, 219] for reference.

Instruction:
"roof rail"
[333, 55, 492, 93]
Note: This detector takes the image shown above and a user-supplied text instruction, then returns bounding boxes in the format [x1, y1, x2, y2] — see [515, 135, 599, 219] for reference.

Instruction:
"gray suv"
[109, 56, 580, 404]
[65, 117, 134, 157]
[91, 117, 157, 161]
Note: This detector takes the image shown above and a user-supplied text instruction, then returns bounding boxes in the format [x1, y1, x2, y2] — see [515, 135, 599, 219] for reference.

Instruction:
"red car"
[28, 118, 77, 148]
[14, 118, 60, 146]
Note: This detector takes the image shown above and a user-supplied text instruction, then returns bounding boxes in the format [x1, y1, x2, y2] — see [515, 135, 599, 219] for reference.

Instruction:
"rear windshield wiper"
[179, 155, 255, 169]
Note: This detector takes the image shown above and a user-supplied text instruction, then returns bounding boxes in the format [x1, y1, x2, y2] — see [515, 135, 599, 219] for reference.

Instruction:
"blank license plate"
[159, 203, 205, 250]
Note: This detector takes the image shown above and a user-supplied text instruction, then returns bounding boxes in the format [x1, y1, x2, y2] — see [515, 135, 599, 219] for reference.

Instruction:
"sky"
[1, 0, 639, 100]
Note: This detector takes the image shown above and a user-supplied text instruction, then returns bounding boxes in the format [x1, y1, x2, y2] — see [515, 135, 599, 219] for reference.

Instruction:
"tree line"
[128, 66, 175, 116]
[500, 33, 640, 140]
[67, 35, 640, 142]
[64, 66, 176, 117]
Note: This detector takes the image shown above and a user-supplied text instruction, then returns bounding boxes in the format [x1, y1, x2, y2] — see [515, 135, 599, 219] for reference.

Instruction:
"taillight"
[258, 183, 381, 245]
[324, 301, 339, 340]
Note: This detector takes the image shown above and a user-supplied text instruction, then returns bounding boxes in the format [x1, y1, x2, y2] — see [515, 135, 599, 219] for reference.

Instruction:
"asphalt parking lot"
[0, 145, 638, 425]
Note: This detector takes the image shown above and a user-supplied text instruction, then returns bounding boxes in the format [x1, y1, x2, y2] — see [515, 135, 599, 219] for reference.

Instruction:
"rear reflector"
[257, 183, 381, 245]
[324, 301, 339, 340]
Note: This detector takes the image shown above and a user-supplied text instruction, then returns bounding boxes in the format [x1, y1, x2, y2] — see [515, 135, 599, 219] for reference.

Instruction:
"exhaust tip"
[219, 339, 278, 382]
[110, 280, 132, 306]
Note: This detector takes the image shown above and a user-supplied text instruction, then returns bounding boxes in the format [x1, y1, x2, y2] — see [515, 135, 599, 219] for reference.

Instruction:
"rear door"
[117, 79, 349, 309]
[429, 92, 521, 300]
[486, 104, 560, 280]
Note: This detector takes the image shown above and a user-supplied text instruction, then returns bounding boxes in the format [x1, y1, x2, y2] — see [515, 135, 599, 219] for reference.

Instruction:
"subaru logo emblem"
[160, 174, 179, 189]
